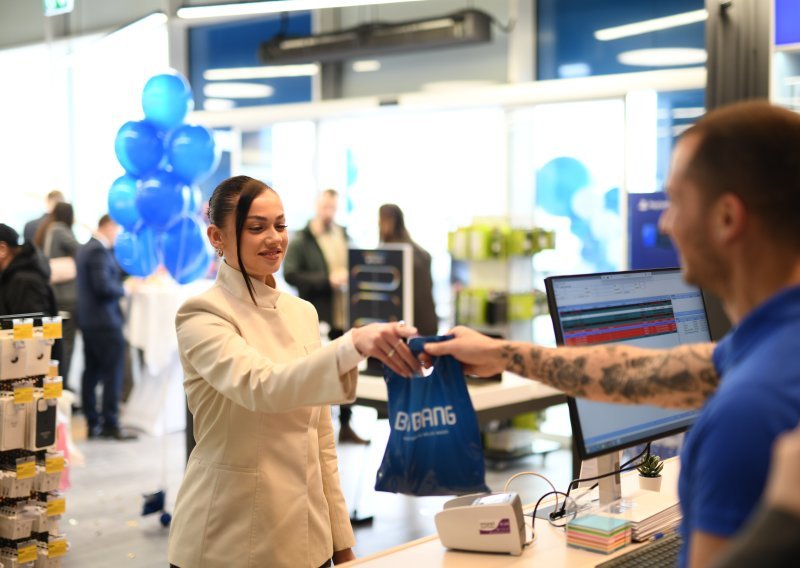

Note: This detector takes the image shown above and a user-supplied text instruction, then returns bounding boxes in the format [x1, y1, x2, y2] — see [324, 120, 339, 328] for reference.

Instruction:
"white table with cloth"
[122, 277, 213, 435]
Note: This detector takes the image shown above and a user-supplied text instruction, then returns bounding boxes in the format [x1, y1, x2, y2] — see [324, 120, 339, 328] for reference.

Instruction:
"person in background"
[168, 175, 420, 568]
[284, 189, 369, 445]
[713, 422, 800, 567]
[76, 215, 136, 441]
[378, 203, 438, 336]
[23, 190, 64, 245]
[0, 223, 56, 316]
[424, 101, 800, 568]
[34, 202, 80, 389]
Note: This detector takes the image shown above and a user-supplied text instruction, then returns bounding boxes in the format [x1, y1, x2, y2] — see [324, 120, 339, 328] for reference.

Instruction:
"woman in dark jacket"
[0, 224, 57, 317]
[34, 203, 79, 386]
[378, 204, 439, 336]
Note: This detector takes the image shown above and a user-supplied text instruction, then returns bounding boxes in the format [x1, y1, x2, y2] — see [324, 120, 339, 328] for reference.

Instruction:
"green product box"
[508, 292, 535, 321]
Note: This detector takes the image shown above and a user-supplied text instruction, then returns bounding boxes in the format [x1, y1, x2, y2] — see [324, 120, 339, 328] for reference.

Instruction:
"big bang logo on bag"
[374, 336, 489, 496]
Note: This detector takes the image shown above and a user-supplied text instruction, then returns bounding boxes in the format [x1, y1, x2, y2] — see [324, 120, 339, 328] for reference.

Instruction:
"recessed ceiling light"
[204, 64, 319, 81]
[618, 48, 706, 67]
[203, 83, 274, 98]
[671, 107, 705, 120]
[203, 98, 236, 111]
[352, 60, 381, 73]
[595, 9, 707, 41]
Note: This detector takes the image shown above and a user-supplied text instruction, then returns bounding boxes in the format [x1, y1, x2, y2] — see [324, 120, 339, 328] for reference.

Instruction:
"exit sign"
[44, 0, 74, 17]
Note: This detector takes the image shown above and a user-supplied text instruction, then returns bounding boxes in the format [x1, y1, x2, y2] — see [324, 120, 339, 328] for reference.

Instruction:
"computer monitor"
[544, 268, 713, 504]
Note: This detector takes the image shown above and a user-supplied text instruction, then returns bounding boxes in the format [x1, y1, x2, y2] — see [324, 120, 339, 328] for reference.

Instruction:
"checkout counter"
[344, 458, 681, 567]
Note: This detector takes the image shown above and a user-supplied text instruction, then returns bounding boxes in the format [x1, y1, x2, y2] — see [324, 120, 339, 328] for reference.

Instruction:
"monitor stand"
[533, 451, 632, 521]
[597, 452, 621, 506]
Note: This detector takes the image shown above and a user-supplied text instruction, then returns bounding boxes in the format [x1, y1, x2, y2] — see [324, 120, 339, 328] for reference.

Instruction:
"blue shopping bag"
[374, 335, 490, 496]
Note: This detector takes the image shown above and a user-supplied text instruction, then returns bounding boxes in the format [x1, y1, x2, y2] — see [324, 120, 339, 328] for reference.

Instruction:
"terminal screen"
[546, 269, 711, 458]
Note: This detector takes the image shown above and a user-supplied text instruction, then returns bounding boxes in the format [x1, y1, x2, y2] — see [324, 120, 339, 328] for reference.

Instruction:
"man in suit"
[23, 190, 64, 245]
[76, 215, 136, 440]
[284, 189, 370, 444]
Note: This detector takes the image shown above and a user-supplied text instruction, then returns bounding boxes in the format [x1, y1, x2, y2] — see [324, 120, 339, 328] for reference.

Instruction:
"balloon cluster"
[108, 71, 219, 284]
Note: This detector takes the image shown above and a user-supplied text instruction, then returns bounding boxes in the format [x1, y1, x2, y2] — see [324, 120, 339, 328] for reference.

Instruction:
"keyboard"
[596, 532, 682, 567]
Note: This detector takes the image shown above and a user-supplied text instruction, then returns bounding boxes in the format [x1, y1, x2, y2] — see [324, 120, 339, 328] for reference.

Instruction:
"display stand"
[0, 314, 68, 567]
[450, 219, 559, 464]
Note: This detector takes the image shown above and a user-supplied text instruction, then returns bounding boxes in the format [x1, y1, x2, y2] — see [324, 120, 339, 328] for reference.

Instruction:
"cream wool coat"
[168, 261, 358, 568]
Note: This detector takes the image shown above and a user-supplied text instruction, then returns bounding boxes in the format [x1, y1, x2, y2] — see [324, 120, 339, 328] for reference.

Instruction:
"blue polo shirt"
[678, 285, 800, 566]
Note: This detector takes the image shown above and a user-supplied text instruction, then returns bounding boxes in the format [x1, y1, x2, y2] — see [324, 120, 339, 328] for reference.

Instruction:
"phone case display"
[450, 221, 554, 331]
[0, 318, 68, 567]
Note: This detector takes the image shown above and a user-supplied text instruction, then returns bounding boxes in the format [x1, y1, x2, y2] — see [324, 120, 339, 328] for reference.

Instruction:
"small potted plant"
[637, 454, 664, 491]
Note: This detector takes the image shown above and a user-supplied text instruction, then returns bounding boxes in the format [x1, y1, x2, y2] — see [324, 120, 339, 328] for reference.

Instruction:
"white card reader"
[434, 492, 526, 556]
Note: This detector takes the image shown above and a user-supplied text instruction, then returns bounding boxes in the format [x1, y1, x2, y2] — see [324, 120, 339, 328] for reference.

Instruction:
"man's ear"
[711, 193, 747, 245]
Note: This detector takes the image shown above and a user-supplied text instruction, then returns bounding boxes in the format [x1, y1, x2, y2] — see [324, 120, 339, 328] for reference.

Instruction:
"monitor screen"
[545, 268, 711, 460]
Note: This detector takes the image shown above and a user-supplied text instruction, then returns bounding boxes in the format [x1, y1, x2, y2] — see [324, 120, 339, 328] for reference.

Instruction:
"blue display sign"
[776, 0, 800, 46]
[628, 193, 679, 270]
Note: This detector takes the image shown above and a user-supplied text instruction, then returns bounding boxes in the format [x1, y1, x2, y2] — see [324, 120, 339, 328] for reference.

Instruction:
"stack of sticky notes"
[566, 514, 631, 554]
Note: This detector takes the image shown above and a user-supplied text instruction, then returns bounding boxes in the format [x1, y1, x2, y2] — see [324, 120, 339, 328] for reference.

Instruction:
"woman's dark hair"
[34, 202, 74, 249]
[208, 175, 271, 304]
[379, 203, 412, 244]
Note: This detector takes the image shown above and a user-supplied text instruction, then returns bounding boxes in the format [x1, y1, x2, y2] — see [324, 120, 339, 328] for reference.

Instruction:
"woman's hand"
[351, 321, 422, 378]
[332, 547, 356, 564]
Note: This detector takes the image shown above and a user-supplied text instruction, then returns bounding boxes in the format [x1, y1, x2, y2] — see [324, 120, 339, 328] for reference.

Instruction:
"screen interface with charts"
[546, 269, 712, 458]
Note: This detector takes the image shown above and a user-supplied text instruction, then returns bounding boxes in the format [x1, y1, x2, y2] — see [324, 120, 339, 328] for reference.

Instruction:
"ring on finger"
[387, 348, 396, 358]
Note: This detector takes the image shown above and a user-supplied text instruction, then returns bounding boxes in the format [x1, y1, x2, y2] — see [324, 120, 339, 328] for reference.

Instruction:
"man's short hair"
[46, 190, 64, 203]
[320, 188, 338, 198]
[684, 101, 800, 248]
[98, 214, 114, 228]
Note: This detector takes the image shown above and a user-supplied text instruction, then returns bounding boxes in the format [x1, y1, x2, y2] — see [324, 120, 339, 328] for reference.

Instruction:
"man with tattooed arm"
[425, 101, 800, 568]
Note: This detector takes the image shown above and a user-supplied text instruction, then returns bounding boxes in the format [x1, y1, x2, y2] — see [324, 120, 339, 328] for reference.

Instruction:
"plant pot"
[639, 475, 662, 492]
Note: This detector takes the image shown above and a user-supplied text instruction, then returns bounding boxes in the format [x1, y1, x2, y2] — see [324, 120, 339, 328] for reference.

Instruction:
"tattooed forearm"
[500, 341, 719, 409]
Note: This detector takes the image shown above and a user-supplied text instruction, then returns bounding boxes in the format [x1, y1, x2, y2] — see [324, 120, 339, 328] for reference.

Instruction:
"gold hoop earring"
[217, 248, 224, 257]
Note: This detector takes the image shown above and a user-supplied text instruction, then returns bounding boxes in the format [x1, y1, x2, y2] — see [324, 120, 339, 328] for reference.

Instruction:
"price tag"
[46, 455, 65, 474]
[42, 320, 63, 340]
[43, 380, 63, 400]
[47, 497, 66, 517]
[16, 459, 36, 480]
[12, 320, 33, 341]
[17, 544, 37, 564]
[48, 539, 68, 558]
[47, 361, 59, 378]
[14, 386, 34, 405]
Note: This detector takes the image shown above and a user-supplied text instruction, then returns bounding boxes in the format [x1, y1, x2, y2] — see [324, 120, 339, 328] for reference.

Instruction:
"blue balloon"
[136, 171, 190, 231]
[114, 225, 159, 277]
[163, 216, 208, 282]
[167, 124, 219, 184]
[114, 120, 164, 177]
[142, 73, 193, 131]
[108, 175, 140, 230]
[175, 247, 212, 284]
[535, 157, 591, 217]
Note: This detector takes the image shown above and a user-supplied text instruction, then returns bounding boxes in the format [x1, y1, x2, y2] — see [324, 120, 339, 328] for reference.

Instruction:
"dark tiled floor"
[64, 406, 572, 566]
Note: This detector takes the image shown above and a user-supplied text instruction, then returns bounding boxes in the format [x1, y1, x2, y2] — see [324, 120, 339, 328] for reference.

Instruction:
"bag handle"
[407, 335, 454, 357]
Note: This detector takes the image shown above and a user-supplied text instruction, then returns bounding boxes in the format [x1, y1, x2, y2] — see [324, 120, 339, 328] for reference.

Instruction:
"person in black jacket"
[378, 204, 439, 337]
[76, 215, 136, 441]
[0, 223, 57, 317]
[712, 423, 800, 567]
[283, 189, 370, 445]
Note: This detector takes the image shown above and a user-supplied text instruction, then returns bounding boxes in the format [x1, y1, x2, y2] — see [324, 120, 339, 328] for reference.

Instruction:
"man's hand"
[329, 269, 348, 289]
[423, 326, 505, 377]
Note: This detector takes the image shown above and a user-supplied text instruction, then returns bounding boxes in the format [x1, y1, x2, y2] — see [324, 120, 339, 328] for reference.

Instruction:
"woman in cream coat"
[168, 176, 421, 568]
